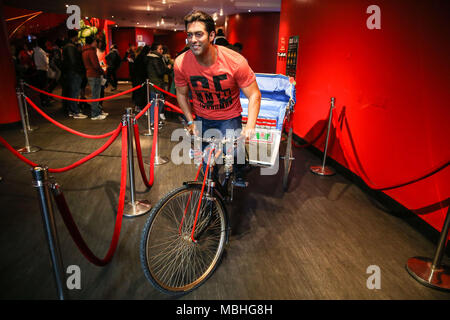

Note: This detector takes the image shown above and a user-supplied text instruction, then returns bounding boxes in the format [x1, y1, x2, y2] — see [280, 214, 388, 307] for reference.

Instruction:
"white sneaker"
[101, 111, 109, 116]
[91, 114, 107, 120]
[160, 113, 166, 121]
[73, 113, 88, 119]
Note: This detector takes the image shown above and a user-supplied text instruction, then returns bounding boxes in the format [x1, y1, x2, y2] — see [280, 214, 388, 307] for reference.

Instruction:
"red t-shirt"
[174, 45, 256, 120]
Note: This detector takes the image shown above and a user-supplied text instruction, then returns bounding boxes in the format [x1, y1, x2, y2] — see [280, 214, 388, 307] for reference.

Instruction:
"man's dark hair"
[150, 42, 161, 51]
[184, 10, 215, 35]
[85, 36, 95, 45]
[67, 29, 78, 40]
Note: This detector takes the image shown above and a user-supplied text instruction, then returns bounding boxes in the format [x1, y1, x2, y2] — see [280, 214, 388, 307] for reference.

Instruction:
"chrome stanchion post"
[153, 94, 168, 165]
[310, 97, 335, 176]
[16, 87, 40, 154]
[141, 79, 153, 136]
[123, 108, 151, 217]
[406, 207, 450, 291]
[31, 166, 65, 300]
[20, 80, 38, 132]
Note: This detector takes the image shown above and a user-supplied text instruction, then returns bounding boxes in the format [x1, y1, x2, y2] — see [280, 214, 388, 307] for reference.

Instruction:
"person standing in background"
[147, 42, 171, 125]
[32, 37, 50, 107]
[105, 44, 121, 91]
[82, 36, 107, 120]
[61, 30, 87, 119]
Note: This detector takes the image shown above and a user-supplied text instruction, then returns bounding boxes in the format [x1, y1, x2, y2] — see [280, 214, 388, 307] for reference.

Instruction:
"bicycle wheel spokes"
[142, 185, 227, 294]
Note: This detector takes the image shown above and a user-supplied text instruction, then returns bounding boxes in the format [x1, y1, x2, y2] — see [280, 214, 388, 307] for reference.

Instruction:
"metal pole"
[20, 80, 38, 132]
[141, 79, 152, 136]
[144, 94, 168, 166]
[31, 166, 65, 300]
[16, 88, 40, 154]
[123, 108, 151, 218]
[406, 207, 450, 291]
[310, 97, 335, 176]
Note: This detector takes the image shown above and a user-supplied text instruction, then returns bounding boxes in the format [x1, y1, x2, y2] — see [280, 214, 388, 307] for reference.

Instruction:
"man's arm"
[176, 85, 197, 135]
[240, 80, 261, 138]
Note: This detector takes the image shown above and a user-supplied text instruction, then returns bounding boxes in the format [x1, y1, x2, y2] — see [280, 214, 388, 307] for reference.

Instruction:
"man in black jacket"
[61, 29, 87, 119]
[105, 44, 121, 90]
[147, 42, 171, 125]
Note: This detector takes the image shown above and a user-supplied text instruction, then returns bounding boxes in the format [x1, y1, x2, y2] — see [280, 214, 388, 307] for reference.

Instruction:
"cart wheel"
[282, 127, 293, 191]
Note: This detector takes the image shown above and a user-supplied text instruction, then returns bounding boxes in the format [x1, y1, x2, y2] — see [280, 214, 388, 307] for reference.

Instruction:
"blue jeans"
[67, 72, 82, 114]
[196, 115, 245, 178]
[88, 77, 102, 117]
[150, 91, 164, 124]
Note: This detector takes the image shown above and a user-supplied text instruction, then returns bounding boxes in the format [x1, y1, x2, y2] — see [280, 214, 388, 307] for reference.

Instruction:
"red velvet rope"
[26, 82, 143, 102]
[134, 101, 152, 121]
[51, 125, 128, 266]
[25, 96, 116, 139]
[48, 124, 122, 173]
[0, 136, 39, 167]
[0, 124, 121, 173]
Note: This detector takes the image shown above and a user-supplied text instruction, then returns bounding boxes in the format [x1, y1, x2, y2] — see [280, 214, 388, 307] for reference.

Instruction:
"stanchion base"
[154, 156, 169, 166]
[21, 126, 39, 133]
[141, 130, 153, 136]
[17, 146, 41, 154]
[123, 200, 152, 218]
[144, 156, 169, 166]
[310, 165, 335, 176]
[406, 257, 450, 291]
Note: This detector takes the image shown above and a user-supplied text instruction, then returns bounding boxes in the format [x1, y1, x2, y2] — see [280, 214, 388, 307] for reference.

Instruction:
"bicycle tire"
[282, 127, 293, 191]
[140, 183, 228, 295]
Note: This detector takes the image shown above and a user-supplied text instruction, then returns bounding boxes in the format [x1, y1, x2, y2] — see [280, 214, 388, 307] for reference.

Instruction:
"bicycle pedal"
[232, 179, 248, 188]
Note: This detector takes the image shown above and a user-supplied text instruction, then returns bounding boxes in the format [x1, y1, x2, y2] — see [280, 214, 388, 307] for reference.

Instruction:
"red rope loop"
[0, 124, 121, 172]
[25, 96, 116, 139]
[25, 82, 144, 102]
[134, 101, 159, 187]
[50, 124, 128, 266]
[134, 101, 152, 121]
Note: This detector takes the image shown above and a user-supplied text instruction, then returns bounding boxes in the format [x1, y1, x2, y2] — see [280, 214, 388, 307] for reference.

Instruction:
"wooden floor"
[0, 83, 448, 300]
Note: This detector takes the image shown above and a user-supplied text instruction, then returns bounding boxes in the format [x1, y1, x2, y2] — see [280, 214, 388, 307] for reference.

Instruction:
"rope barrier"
[50, 124, 128, 266]
[25, 82, 144, 102]
[0, 124, 121, 173]
[25, 96, 116, 139]
[329, 115, 449, 191]
[134, 101, 152, 121]
[0, 135, 39, 167]
[134, 123, 155, 188]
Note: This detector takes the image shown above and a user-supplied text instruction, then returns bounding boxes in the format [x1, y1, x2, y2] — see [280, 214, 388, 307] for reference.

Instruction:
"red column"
[0, 4, 20, 124]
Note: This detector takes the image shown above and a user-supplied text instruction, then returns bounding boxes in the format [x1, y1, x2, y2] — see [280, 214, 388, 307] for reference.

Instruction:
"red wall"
[0, 4, 20, 124]
[112, 27, 155, 79]
[155, 30, 187, 57]
[277, 0, 450, 232]
[227, 12, 279, 73]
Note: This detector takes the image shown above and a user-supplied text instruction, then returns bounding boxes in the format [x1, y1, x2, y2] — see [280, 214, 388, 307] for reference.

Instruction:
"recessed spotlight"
[248, 10, 251, 12]
[137, 22, 139, 24]
[111, 15, 114, 18]
[65, 4, 69, 8]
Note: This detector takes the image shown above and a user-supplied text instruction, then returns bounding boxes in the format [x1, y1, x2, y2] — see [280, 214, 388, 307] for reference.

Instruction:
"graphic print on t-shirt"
[190, 74, 232, 111]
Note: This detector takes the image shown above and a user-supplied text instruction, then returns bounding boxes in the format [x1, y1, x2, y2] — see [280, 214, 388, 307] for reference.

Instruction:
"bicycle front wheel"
[140, 183, 228, 295]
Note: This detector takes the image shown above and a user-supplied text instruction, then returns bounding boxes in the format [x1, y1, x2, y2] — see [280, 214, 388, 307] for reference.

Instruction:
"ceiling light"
[161, 18, 164, 25]
[248, 10, 251, 12]
[162, 0, 166, 4]
[157, 21, 160, 27]
[220, 9, 223, 16]
[111, 15, 114, 18]
[137, 22, 139, 24]
[65, 4, 69, 8]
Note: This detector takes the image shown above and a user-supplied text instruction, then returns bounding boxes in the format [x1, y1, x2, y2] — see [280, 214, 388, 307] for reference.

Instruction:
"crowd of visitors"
[10, 27, 241, 123]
